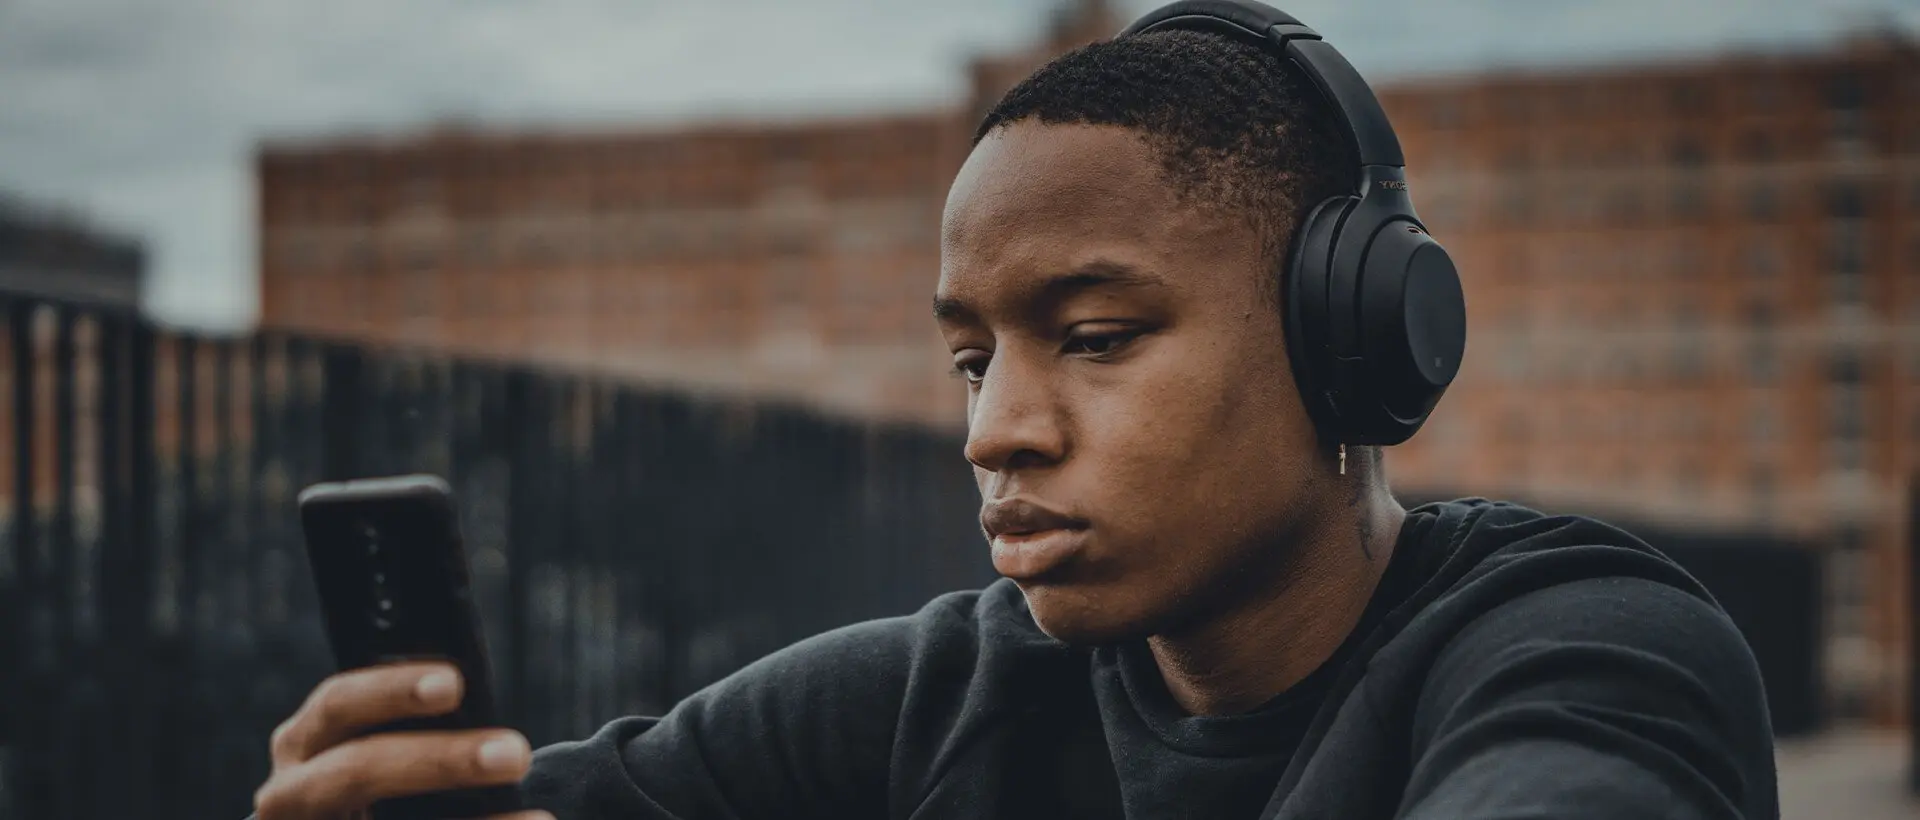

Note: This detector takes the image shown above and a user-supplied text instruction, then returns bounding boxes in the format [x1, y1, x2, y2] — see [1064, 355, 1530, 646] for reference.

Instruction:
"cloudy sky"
[3, 0, 1916, 332]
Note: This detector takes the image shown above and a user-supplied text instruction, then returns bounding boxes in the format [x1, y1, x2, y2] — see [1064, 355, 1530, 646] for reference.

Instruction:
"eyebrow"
[933, 259, 1164, 321]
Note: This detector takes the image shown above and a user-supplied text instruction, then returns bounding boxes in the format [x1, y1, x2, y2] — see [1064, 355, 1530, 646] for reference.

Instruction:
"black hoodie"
[514, 498, 1778, 819]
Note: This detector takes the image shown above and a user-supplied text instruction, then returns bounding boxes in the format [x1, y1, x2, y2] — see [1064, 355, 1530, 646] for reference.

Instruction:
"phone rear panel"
[298, 475, 523, 819]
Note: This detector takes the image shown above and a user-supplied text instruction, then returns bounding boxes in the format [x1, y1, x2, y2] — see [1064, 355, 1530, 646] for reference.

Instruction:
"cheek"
[1077, 343, 1313, 540]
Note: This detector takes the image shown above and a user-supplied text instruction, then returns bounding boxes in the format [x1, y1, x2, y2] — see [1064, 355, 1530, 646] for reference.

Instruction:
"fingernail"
[416, 670, 458, 702]
[478, 734, 530, 771]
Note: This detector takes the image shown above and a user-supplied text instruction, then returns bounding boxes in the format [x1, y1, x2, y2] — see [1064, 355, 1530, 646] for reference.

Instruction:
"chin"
[1016, 582, 1160, 645]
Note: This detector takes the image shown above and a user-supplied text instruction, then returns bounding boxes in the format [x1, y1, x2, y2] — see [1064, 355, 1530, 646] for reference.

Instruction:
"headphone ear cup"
[1283, 195, 1356, 440]
[1344, 221, 1467, 444]
[1359, 225, 1465, 410]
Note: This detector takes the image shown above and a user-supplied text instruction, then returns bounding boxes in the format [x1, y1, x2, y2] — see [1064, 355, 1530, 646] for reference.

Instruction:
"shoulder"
[1408, 498, 1758, 691]
[1432, 573, 1763, 697]
[1409, 498, 1719, 615]
[1400, 502, 1776, 799]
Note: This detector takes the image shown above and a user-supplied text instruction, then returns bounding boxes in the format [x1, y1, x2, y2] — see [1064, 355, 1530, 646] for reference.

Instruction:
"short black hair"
[974, 28, 1357, 297]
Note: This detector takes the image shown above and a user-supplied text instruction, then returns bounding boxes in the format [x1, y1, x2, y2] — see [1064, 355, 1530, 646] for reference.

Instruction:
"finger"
[271, 661, 464, 765]
[259, 729, 531, 818]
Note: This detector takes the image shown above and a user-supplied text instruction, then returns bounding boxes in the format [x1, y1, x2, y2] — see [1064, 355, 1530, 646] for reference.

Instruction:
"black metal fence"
[0, 295, 990, 820]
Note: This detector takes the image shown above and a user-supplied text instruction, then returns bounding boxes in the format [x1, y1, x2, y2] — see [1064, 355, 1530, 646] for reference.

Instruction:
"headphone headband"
[1119, 0, 1406, 171]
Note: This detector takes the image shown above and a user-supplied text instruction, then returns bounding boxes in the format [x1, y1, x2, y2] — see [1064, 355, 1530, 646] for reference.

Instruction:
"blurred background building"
[253, 0, 1919, 722]
[0, 199, 143, 312]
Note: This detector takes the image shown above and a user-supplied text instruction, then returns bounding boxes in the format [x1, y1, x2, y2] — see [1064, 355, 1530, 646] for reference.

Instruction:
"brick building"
[256, 4, 1920, 721]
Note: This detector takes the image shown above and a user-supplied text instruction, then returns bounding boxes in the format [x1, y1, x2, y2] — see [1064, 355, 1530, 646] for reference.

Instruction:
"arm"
[520, 615, 912, 820]
[1397, 576, 1779, 820]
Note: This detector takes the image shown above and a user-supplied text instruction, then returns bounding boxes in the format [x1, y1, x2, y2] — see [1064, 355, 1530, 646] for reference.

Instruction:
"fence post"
[5, 299, 47, 819]
[320, 344, 364, 482]
[501, 369, 532, 733]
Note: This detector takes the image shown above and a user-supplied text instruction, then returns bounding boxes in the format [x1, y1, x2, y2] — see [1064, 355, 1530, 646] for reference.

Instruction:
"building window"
[1671, 182, 1707, 220]
[1828, 348, 1863, 384]
[1826, 180, 1865, 220]
[1748, 466, 1776, 522]
[1672, 335, 1707, 379]
[1744, 240, 1784, 278]
[1740, 130, 1775, 164]
[1743, 182, 1779, 220]
[1826, 72, 1868, 156]
[1745, 341, 1778, 384]
[1825, 72, 1865, 109]
[1825, 348, 1867, 469]
[460, 231, 494, 270]
[1670, 137, 1707, 167]
[1499, 92, 1534, 125]
[401, 271, 436, 319]
[1669, 83, 1708, 115]
[1747, 401, 1780, 444]
[1828, 436, 1865, 471]
[1828, 387, 1865, 439]
[1607, 185, 1643, 224]
[1501, 185, 1535, 227]
[1827, 220, 1867, 306]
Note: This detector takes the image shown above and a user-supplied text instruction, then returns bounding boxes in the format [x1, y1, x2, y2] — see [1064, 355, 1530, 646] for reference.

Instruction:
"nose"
[963, 352, 1066, 474]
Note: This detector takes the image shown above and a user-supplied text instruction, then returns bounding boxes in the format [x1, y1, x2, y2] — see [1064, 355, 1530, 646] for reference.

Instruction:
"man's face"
[936, 121, 1331, 643]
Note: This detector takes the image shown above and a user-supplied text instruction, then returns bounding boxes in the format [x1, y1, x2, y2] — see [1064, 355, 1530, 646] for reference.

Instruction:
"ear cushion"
[1283, 194, 1355, 439]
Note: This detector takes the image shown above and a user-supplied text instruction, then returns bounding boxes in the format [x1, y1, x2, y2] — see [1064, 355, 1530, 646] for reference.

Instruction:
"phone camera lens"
[378, 598, 393, 612]
[373, 615, 392, 631]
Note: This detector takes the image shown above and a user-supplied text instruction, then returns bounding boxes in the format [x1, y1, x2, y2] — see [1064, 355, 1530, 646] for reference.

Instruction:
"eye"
[950, 351, 989, 384]
[1063, 324, 1144, 358]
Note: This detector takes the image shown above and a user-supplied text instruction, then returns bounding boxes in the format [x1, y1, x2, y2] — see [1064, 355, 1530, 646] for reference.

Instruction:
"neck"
[1148, 480, 1406, 716]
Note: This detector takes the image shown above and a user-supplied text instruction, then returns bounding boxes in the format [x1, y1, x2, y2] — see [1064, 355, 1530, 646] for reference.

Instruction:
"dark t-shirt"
[517, 499, 1778, 819]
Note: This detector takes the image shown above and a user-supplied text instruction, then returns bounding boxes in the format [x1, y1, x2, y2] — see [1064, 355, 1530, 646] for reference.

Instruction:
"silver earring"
[1338, 443, 1348, 476]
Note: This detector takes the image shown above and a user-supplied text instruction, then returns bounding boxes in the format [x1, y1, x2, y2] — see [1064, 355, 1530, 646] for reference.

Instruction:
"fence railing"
[0, 294, 990, 820]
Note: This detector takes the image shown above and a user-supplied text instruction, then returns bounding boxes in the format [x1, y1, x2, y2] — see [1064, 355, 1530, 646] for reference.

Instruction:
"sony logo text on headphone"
[1376, 179, 1409, 191]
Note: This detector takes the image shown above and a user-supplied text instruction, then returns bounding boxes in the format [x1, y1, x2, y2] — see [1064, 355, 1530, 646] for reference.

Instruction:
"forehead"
[937, 122, 1259, 306]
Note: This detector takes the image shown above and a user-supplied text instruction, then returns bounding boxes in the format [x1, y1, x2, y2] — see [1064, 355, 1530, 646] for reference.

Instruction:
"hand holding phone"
[250, 474, 540, 820]
[252, 661, 548, 820]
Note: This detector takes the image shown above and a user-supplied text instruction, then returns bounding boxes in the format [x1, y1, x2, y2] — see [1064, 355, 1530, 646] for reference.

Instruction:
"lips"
[981, 498, 1089, 581]
[980, 497, 1085, 539]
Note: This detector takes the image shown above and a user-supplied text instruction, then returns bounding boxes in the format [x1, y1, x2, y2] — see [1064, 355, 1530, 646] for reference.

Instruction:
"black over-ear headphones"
[1120, 0, 1467, 447]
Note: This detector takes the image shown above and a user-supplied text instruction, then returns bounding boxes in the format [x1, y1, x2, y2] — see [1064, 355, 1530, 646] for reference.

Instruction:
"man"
[250, 2, 1779, 818]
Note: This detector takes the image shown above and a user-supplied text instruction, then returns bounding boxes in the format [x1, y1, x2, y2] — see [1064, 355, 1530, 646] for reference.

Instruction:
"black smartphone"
[297, 473, 524, 820]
